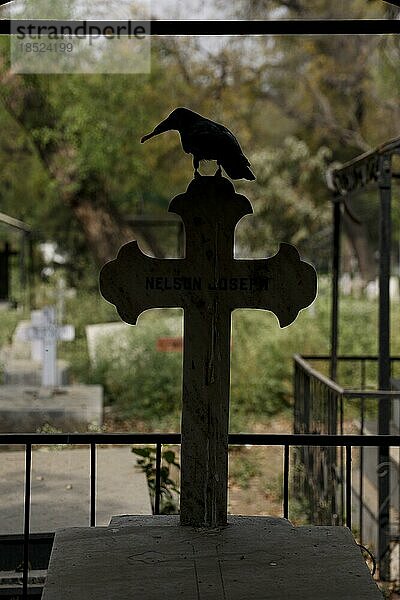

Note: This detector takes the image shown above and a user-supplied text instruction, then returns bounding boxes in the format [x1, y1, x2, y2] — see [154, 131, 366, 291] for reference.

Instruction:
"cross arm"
[231, 243, 317, 327]
[99, 241, 189, 324]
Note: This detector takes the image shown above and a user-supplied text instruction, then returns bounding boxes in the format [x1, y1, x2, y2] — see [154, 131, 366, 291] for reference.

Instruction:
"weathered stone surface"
[2, 358, 69, 386]
[42, 517, 382, 600]
[0, 385, 103, 432]
[0, 448, 151, 534]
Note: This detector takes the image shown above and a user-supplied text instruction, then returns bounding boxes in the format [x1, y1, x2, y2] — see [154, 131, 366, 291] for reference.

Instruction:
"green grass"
[229, 452, 263, 489]
[0, 309, 23, 348]
[1, 279, 399, 431]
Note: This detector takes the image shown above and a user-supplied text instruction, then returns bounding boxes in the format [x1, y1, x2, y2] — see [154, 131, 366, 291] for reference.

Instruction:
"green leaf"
[132, 447, 152, 458]
[163, 450, 176, 464]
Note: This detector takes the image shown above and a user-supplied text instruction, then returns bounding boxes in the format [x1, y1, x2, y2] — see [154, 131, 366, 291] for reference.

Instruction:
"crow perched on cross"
[141, 107, 256, 181]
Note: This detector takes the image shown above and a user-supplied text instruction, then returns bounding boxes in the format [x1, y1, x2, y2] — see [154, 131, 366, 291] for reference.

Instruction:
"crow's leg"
[193, 156, 201, 178]
[215, 161, 222, 177]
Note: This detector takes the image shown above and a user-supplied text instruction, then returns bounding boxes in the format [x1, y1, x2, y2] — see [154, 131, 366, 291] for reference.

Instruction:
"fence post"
[154, 443, 162, 515]
[330, 200, 341, 382]
[378, 153, 392, 581]
[23, 443, 32, 600]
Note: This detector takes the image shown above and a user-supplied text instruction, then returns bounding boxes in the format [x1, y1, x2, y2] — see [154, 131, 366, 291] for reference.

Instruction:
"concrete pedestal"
[42, 516, 382, 599]
[2, 358, 69, 386]
[0, 385, 103, 431]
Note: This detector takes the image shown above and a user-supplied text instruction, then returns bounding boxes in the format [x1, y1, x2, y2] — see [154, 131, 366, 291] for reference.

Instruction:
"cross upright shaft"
[174, 180, 252, 527]
[100, 176, 317, 527]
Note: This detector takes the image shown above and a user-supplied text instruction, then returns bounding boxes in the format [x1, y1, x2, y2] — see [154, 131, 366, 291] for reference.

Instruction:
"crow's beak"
[140, 116, 174, 143]
[140, 131, 157, 143]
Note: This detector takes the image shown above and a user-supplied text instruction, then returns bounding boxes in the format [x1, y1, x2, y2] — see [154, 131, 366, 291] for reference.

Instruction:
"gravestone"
[42, 176, 381, 600]
[16, 306, 74, 387]
[30, 310, 48, 363]
[15, 307, 74, 386]
[0, 309, 102, 432]
[0, 385, 103, 432]
[3, 308, 71, 386]
[100, 176, 317, 526]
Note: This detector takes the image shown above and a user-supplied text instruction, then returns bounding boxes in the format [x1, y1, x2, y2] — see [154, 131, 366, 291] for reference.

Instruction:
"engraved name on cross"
[100, 176, 317, 527]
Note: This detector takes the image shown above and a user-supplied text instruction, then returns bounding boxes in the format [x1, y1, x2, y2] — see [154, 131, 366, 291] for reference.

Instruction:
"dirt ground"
[106, 412, 294, 520]
[228, 414, 292, 518]
[228, 446, 284, 516]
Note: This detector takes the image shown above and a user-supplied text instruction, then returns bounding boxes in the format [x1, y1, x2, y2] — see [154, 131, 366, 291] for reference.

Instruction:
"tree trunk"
[70, 195, 165, 266]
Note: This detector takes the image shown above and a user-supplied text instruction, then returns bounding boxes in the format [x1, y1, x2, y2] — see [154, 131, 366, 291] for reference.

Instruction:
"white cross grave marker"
[30, 309, 46, 362]
[21, 306, 75, 386]
[100, 176, 317, 527]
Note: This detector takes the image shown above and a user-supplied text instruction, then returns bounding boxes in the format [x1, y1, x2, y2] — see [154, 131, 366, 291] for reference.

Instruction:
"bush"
[92, 310, 183, 422]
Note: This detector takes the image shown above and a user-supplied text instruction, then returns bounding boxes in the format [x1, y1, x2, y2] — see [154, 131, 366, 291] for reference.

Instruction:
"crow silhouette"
[141, 107, 255, 181]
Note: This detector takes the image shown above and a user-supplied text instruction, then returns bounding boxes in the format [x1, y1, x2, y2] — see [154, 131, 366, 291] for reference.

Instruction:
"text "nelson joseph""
[145, 277, 270, 291]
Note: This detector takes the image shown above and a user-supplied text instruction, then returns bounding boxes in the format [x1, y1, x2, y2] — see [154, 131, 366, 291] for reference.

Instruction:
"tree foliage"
[1, 1, 399, 283]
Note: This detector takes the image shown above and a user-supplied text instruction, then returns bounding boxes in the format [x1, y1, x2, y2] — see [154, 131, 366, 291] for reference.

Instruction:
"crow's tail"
[222, 158, 256, 181]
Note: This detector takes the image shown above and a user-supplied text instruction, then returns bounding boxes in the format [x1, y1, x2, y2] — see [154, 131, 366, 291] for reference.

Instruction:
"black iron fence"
[1, 431, 400, 598]
[294, 355, 341, 523]
[294, 354, 400, 579]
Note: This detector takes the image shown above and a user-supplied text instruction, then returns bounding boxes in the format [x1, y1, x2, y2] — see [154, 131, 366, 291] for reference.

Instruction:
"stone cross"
[30, 309, 48, 362]
[20, 306, 75, 386]
[100, 176, 317, 527]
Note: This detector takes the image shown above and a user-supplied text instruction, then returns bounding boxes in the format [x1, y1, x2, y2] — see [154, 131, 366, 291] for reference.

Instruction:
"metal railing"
[297, 353, 400, 393]
[1, 431, 400, 598]
[294, 354, 400, 580]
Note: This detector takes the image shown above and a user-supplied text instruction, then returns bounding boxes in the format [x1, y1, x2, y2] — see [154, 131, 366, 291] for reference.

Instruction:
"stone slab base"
[3, 359, 69, 386]
[0, 385, 103, 432]
[42, 516, 382, 600]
